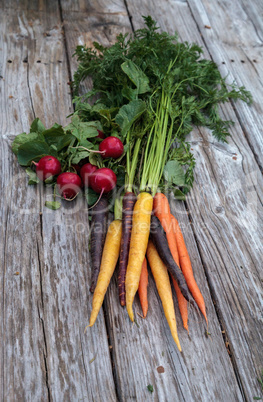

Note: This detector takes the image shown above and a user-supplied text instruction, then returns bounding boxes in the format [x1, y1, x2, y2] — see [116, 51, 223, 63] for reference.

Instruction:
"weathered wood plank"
[0, 5, 117, 401]
[0, 8, 72, 135]
[60, 0, 129, 14]
[187, 0, 263, 169]
[0, 137, 48, 401]
[0, 0, 57, 12]
[61, 1, 247, 400]
[126, 0, 263, 399]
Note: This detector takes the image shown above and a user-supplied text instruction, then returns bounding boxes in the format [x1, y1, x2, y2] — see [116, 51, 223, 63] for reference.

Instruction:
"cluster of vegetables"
[32, 134, 123, 199]
[12, 17, 251, 351]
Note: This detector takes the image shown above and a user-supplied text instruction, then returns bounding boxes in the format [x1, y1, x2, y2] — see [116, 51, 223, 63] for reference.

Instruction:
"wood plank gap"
[36, 233, 51, 401]
[184, 0, 263, 174]
[1, 205, 9, 401]
[183, 198, 247, 401]
[102, 304, 121, 402]
[26, 57, 36, 120]
[37, 185, 51, 400]
[123, 0, 135, 31]
[58, 0, 74, 98]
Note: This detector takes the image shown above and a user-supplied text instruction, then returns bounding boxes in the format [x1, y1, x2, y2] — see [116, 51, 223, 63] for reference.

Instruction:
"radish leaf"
[12, 132, 39, 155]
[30, 118, 46, 134]
[17, 140, 53, 166]
[85, 188, 99, 205]
[26, 167, 39, 185]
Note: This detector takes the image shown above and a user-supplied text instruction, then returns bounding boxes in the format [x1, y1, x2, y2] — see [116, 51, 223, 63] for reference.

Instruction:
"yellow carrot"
[147, 240, 182, 352]
[89, 220, 122, 327]
[125, 192, 153, 321]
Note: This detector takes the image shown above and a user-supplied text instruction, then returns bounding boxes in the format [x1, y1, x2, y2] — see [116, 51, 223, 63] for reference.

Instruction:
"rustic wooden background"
[0, 0, 262, 401]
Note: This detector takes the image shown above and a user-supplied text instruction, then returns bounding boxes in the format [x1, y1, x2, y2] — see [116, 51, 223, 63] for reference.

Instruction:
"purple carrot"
[118, 191, 137, 306]
[90, 197, 108, 293]
[150, 215, 195, 305]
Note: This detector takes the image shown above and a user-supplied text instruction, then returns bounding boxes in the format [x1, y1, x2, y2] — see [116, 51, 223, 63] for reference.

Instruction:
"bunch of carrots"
[89, 192, 207, 352]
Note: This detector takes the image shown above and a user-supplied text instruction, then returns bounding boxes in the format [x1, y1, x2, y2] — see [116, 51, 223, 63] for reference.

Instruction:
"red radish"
[99, 137, 124, 159]
[57, 172, 82, 200]
[97, 130, 105, 139]
[73, 136, 123, 159]
[80, 163, 97, 187]
[90, 168, 117, 194]
[33, 155, 61, 181]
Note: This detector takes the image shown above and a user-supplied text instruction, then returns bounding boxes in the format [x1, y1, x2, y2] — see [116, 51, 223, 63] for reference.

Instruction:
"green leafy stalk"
[126, 137, 141, 192]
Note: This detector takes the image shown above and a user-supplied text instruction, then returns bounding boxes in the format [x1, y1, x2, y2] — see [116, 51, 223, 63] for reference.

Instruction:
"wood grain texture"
[187, 0, 263, 169]
[0, 4, 117, 401]
[0, 7, 72, 135]
[126, 0, 263, 399]
[60, 0, 128, 14]
[0, 137, 49, 401]
[0, 0, 57, 12]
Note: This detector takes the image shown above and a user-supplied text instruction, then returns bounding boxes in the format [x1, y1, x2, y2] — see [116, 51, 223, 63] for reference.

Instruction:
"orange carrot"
[153, 193, 188, 331]
[172, 279, 189, 332]
[171, 214, 208, 323]
[138, 258, 148, 318]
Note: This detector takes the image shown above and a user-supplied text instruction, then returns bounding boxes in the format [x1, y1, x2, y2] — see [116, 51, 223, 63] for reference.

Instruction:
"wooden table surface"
[1, 0, 262, 401]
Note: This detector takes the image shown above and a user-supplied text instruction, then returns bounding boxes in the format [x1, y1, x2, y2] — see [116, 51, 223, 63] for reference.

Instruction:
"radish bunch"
[31, 133, 123, 202]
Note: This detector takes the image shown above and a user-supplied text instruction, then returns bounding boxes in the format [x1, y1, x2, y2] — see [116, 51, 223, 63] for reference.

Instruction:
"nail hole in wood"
[57, 60, 62, 63]
[222, 61, 225, 64]
[36, 60, 41, 63]
[230, 59, 234, 62]
[7, 60, 12, 63]
[241, 60, 245, 63]
[23, 58, 28, 63]
[253, 59, 257, 63]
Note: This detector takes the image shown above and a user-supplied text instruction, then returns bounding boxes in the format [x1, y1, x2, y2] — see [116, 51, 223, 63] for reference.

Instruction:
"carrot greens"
[73, 16, 251, 196]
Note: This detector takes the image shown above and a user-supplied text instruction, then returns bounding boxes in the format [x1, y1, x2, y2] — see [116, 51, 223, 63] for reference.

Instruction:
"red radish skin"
[80, 163, 97, 187]
[90, 168, 117, 194]
[57, 172, 82, 200]
[34, 155, 61, 181]
[97, 130, 105, 139]
[99, 137, 124, 159]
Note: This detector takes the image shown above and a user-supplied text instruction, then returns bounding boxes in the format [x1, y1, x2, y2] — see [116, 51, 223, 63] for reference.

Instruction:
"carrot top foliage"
[73, 16, 252, 196]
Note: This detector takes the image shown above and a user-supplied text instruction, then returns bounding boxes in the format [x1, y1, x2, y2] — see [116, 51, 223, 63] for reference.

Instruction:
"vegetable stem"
[127, 137, 141, 192]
